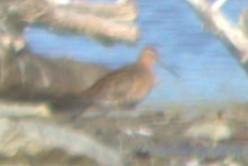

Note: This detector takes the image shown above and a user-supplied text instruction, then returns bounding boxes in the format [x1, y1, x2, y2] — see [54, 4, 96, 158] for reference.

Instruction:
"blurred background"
[24, 0, 248, 110]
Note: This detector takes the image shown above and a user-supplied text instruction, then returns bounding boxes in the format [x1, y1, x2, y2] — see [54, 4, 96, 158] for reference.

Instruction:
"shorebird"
[80, 46, 175, 111]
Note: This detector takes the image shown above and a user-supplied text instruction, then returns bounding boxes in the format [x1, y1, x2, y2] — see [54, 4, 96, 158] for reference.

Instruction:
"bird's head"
[138, 46, 158, 66]
[138, 46, 180, 77]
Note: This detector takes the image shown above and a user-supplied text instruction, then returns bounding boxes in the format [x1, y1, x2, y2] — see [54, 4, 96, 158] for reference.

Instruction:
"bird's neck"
[137, 61, 153, 73]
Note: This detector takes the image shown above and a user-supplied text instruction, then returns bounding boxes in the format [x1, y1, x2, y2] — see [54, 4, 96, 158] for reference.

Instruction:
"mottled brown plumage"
[80, 46, 157, 110]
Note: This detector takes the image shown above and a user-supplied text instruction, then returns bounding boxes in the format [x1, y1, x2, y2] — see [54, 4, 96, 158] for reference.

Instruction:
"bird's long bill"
[156, 61, 180, 77]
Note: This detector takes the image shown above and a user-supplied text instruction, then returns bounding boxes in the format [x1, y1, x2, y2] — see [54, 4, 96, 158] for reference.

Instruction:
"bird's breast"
[124, 69, 154, 103]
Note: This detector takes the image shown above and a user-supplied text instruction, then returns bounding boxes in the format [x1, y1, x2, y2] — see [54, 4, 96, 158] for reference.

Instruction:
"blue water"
[24, 0, 248, 107]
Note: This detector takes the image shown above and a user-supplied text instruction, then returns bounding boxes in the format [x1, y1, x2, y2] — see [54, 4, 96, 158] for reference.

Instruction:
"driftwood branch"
[42, 9, 138, 44]
[0, 118, 123, 166]
[187, 0, 248, 73]
[0, 101, 50, 118]
[0, 0, 138, 45]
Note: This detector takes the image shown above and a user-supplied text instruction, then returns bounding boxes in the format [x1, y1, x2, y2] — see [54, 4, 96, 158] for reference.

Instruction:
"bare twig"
[187, 0, 248, 72]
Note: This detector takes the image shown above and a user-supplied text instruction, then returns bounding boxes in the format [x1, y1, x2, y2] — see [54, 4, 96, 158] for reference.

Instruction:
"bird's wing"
[82, 65, 138, 103]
